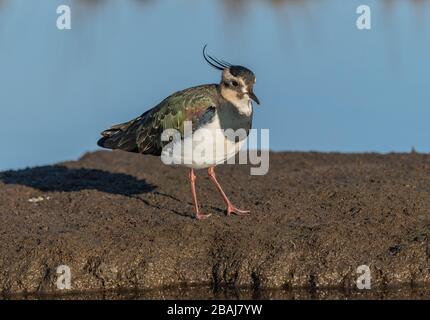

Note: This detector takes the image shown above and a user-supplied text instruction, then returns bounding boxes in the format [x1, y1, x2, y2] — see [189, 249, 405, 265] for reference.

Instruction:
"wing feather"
[98, 85, 219, 155]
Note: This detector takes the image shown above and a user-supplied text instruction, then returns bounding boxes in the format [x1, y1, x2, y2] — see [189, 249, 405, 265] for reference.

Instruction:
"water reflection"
[4, 285, 430, 300]
[0, 0, 429, 10]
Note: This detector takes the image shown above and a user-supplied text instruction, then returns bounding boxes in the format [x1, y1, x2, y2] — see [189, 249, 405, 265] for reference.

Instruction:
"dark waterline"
[3, 285, 430, 300]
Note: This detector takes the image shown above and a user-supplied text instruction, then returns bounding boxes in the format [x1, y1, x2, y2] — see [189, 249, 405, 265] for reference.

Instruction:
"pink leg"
[189, 169, 211, 220]
[208, 167, 250, 216]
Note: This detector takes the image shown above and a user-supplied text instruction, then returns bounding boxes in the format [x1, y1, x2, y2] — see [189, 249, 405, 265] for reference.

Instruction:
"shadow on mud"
[0, 165, 155, 196]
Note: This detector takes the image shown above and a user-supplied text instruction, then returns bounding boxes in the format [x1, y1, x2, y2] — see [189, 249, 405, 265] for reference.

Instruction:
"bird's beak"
[248, 89, 260, 105]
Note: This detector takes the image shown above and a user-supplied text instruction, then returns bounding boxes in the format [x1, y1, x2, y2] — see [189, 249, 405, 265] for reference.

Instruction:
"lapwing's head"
[203, 45, 260, 107]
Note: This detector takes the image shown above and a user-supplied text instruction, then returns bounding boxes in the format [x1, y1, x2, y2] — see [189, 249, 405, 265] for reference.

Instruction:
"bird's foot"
[195, 212, 212, 220]
[227, 205, 250, 216]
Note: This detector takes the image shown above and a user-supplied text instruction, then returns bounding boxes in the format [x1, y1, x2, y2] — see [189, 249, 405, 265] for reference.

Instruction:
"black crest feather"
[203, 44, 232, 71]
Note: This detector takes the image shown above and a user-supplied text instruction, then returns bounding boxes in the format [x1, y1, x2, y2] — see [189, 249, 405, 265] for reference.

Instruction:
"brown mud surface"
[1, 151, 430, 299]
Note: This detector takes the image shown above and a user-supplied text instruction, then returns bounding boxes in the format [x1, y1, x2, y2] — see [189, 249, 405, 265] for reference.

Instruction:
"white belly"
[161, 114, 247, 169]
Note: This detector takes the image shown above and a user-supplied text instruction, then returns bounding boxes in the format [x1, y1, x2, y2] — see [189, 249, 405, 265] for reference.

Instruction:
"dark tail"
[97, 119, 140, 152]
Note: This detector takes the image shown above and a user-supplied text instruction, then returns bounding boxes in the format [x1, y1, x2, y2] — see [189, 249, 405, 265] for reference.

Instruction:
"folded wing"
[97, 85, 218, 156]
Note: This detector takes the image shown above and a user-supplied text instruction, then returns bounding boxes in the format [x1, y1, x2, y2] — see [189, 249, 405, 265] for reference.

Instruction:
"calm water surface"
[1, 0, 430, 170]
[4, 285, 430, 300]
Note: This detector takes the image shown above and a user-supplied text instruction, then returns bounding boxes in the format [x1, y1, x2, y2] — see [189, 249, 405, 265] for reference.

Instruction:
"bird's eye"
[231, 81, 239, 87]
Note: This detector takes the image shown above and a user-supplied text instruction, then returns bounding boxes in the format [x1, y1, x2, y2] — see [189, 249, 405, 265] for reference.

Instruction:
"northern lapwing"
[98, 46, 260, 220]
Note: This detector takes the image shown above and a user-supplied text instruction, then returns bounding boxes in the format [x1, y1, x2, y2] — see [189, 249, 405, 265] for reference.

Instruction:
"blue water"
[1, 0, 429, 171]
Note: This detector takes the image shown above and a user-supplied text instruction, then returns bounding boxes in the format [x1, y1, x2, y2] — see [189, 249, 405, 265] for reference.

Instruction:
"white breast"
[161, 112, 247, 169]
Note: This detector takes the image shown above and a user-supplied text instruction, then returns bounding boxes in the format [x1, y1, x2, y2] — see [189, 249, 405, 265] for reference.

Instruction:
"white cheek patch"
[235, 97, 253, 116]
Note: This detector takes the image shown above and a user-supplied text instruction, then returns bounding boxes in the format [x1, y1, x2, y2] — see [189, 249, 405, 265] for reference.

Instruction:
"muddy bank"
[1, 151, 430, 297]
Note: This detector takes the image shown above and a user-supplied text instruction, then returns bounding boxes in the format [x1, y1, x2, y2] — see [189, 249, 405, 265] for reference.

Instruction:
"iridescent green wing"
[135, 85, 218, 155]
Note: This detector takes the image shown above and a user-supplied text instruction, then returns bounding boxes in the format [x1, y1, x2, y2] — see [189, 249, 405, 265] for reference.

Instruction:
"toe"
[196, 213, 212, 220]
[227, 206, 250, 216]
